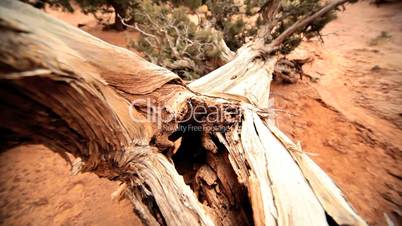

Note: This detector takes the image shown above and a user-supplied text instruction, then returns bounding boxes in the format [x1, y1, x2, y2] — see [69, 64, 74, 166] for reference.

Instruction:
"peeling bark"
[0, 1, 368, 226]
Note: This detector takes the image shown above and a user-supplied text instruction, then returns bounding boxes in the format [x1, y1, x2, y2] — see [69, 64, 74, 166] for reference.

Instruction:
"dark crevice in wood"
[172, 122, 205, 186]
[326, 212, 340, 226]
[170, 117, 254, 225]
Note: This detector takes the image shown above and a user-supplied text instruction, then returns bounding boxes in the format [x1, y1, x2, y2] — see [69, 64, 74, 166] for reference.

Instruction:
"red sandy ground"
[0, 1, 401, 226]
[273, 2, 402, 224]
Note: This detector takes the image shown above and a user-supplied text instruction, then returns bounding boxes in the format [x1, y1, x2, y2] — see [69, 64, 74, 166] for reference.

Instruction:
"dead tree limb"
[0, 1, 367, 226]
[269, 0, 351, 48]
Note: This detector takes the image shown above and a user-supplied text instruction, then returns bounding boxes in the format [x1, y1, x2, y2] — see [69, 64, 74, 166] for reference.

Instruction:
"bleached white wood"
[268, 124, 369, 226]
[251, 109, 329, 226]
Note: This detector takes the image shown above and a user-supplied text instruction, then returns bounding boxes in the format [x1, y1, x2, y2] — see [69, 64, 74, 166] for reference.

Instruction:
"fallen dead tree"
[0, 0, 368, 226]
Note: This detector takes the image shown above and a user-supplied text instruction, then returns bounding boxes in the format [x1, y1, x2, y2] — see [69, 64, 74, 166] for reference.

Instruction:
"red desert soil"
[0, 146, 139, 226]
[272, 1, 402, 225]
[0, 1, 401, 226]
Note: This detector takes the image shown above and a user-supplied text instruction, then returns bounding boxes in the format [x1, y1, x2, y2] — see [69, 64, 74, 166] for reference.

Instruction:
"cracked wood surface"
[0, 1, 368, 226]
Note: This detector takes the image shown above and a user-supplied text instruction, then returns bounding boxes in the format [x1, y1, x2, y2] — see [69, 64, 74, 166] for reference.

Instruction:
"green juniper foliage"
[170, 0, 204, 10]
[275, 0, 337, 53]
[131, 0, 341, 77]
[21, 0, 74, 12]
[206, 0, 247, 49]
[75, 0, 139, 30]
[22, 0, 139, 30]
[128, 0, 223, 79]
[21, 0, 346, 79]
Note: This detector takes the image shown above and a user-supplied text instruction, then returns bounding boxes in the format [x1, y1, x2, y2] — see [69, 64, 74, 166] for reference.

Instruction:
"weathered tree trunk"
[0, 1, 368, 226]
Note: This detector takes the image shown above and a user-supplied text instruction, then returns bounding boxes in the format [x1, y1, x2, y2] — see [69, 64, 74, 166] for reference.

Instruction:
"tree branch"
[269, 0, 351, 48]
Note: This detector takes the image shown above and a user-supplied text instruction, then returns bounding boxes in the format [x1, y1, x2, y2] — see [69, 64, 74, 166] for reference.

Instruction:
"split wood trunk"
[0, 1, 368, 226]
